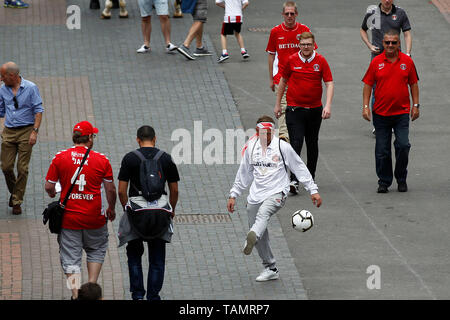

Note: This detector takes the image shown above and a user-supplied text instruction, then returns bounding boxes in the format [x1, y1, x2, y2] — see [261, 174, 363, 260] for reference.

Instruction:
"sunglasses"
[13, 96, 18, 109]
[284, 12, 296, 16]
[384, 41, 398, 45]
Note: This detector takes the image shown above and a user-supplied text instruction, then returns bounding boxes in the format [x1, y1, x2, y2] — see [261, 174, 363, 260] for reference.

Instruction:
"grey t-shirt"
[361, 4, 411, 58]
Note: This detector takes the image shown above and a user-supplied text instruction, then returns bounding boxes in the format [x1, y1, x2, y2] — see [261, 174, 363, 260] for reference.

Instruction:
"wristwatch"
[413, 104, 420, 108]
[32, 127, 39, 133]
[362, 105, 369, 110]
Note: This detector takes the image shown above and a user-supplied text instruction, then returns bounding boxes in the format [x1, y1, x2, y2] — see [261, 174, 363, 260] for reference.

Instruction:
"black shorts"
[221, 22, 242, 36]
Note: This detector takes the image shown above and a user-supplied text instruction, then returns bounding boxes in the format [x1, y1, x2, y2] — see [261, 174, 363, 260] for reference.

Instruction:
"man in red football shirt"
[362, 29, 419, 193]
[44, 121, 117, 300]
[266, 1, 316, 144]
[274, 32, 334, 190]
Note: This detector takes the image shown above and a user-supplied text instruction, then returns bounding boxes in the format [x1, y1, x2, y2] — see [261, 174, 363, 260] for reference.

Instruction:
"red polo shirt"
[362, 51, 419, 116]
[265, 22, 316, 85]
[282, 51, 333, 108]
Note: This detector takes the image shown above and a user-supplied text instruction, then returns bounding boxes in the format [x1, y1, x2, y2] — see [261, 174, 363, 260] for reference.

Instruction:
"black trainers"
[397, 182, 408, 192]
[377, 185, 388, 193]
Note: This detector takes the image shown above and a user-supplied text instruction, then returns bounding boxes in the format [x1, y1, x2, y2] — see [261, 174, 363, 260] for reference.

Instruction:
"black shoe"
[377, 185, 388, 193]
[90, 0, 100, 9]
[397, 182, 408, 192]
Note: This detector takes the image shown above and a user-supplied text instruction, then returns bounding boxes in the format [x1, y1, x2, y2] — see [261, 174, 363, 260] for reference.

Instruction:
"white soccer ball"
[292, 209, 314, 232]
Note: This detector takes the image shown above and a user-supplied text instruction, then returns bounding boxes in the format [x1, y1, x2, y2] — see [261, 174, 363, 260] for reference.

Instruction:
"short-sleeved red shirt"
[46, 146, 114, 230]
[362, 51, 419, 116]
[266, 22, 315, 85]
[282, 51, 333, 108]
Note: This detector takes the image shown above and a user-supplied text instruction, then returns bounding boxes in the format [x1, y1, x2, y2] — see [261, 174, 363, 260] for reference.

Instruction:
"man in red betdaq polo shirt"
[274, 31, 334, 193]
[266, 1, 316, 143]
[362, 29, 419, 194]
[44, 121, 117, 300]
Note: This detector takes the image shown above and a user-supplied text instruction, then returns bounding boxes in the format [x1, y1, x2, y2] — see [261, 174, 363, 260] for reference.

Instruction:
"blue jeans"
[372, 113, 411, 187]
[126, 238, 166, 300]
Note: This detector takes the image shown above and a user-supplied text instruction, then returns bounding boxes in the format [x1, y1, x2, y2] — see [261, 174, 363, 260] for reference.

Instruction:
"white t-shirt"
[216, 0, 248, 23]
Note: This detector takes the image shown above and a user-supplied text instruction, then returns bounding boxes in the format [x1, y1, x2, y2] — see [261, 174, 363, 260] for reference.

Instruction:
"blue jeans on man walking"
[126, 238, 166, 300]
[372, 113, 411, 187]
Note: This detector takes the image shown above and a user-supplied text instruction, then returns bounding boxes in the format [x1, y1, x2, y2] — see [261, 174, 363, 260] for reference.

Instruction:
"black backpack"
[132, 149, 166, 202]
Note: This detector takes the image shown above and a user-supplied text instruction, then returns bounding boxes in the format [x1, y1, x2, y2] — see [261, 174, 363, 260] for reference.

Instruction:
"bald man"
[0, 62, 44, 215]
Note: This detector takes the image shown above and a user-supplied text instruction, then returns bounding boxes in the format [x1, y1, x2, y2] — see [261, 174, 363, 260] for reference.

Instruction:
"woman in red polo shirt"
[274, 32, 334, 191]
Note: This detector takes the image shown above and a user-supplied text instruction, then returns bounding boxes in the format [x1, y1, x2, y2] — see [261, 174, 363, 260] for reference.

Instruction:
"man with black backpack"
[118, 125, 179, 300]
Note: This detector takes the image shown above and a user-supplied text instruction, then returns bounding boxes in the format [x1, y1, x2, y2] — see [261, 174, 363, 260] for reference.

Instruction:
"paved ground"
[207, 0, 450, 300]
[0, 0, 449, 300]
[0, 0, 307, 300]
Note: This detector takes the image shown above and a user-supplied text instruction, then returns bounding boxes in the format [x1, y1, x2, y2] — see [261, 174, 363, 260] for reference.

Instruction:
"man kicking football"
[227, 115, 322, 281]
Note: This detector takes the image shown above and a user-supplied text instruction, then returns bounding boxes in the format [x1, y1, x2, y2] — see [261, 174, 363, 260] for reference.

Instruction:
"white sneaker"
[242, 230, 257, 255]
[166, 42, 178, 53]
[137, 44, 150, 53]
[256, 268, 279, 282]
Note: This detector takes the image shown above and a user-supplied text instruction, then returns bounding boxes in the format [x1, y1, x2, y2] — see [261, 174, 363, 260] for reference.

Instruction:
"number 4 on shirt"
[71, 168, 87, 192]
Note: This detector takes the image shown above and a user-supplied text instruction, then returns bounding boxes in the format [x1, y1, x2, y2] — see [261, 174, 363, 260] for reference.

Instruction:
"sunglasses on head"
[13, 96, 18, 109]
[384, 41, 398, 45]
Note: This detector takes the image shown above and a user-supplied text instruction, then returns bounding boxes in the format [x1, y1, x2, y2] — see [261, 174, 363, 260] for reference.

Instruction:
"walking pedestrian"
[44, 121, 117, 300]
[216, 0, 249, 63]
[274, 32, 334, 191]
[360, 0, 412, 59]
[100, 0, 128, 19]
[176, 0, 212, 60]
[360, 0, 412, 135]
[0, 62, 43, 215]
[227, 115, 321, 282]
[118, 125, 179, 300]
[362, 29, 419, 193]
[136, 0, 178, 54]
[266, 1, 316, 143]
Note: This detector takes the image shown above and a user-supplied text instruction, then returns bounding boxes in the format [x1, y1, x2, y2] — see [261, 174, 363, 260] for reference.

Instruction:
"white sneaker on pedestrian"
[256, 268, 279, 282]
[137, 44, 150, 53]
[242, 230, 257, 255]
[166, 42, 178, 53]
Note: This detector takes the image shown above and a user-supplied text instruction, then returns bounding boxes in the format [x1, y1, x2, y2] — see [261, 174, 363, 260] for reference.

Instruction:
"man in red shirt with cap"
[44, 121, 117, 300]
[362, 29, 419, 193]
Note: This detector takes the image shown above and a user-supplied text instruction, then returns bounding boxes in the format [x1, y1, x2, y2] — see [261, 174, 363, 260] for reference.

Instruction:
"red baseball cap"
[73, 121, 99, 136]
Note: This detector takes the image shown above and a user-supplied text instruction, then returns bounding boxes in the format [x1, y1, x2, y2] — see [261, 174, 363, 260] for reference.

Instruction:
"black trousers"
[286, 106, 323, 179]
